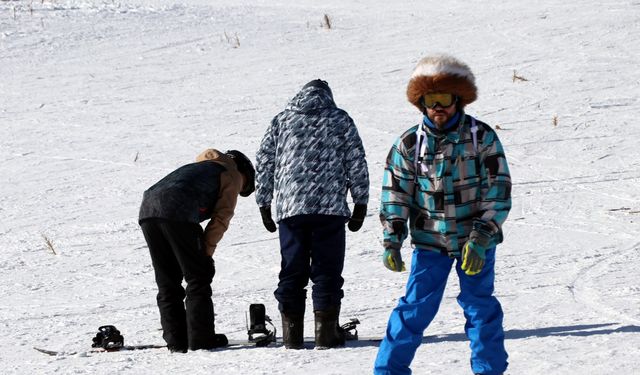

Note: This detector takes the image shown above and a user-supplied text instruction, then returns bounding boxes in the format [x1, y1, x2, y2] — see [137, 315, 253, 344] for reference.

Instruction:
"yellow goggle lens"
[423, 93, 456, 109]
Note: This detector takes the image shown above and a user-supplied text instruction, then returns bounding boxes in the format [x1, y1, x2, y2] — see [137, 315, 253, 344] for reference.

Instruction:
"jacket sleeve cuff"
[470, 219, 501, 248]
[383, 240, 402, 250]
[469, 230, 491, 248]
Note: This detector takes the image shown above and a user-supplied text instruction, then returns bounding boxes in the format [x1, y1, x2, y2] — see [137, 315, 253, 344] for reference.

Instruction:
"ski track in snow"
[1, 0, 640, 374]
[569, 241, 640, 325]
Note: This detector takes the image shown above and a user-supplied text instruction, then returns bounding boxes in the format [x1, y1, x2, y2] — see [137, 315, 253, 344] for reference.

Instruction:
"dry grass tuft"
[223, 31, 240, 48]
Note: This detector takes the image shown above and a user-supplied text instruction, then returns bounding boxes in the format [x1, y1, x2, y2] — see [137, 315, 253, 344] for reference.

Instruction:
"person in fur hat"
[138, 148, 255, 353]
[255, 79, 370, 349]
[374, 55, 511, 375]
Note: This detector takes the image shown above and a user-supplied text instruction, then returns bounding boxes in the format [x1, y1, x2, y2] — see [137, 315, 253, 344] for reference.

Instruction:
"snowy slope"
[1, 0, 639, 374]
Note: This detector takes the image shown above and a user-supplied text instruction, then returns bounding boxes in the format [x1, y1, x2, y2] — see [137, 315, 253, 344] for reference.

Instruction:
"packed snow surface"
[1, 0, 639, 374]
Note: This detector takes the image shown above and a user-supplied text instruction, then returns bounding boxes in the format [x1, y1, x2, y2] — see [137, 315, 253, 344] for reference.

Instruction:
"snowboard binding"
[341, 318, 360, 341]
[91, 325, 124, 350]
[246, 304, 276, 347]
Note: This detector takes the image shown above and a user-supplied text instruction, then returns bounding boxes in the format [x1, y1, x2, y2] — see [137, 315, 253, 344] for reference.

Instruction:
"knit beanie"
[226, 150, 255, 197]
[303, 79, 329, 90]
[302, 79, 333, 97]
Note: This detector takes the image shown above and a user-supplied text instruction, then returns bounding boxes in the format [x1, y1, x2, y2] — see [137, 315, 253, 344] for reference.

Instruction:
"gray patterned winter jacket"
[255, 84, 370, 222]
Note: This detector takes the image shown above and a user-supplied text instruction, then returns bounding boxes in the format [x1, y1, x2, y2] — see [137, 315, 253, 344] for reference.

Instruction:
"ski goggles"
[422, 93, 457, 109]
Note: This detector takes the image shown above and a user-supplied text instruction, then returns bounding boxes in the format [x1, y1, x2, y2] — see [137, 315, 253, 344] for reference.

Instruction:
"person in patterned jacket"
[374, 56, 511, 375]
[255, 79, 370, 349]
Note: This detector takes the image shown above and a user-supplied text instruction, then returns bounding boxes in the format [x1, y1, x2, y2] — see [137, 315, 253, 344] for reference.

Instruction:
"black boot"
[189, 333, 228, 350]
[281, 312, 304, 349]
[167, 345, 187, 353]
[314, 306, 345, 349]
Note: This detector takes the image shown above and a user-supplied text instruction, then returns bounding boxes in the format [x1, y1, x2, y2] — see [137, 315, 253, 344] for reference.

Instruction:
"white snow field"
[1, 0, 639, 374]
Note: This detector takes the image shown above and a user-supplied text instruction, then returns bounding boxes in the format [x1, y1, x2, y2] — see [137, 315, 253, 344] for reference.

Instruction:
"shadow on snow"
[344, 323, 639, 348]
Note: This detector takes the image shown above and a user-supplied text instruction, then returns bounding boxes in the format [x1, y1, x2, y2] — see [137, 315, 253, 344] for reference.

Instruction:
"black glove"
[347, 204, 367, 232]
[259, 206, 277, 233]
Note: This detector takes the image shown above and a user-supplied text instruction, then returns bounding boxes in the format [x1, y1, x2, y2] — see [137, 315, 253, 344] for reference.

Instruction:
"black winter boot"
[189, 333, 228, 350]
[314, 306, 345, 349]
[281, 312, 304, 349]
[167, 345, 187, 353]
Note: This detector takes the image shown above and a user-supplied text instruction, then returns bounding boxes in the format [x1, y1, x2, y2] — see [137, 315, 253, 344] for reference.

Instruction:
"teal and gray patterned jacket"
[380, 114, 511, 257]
[256, 84, 369, 222]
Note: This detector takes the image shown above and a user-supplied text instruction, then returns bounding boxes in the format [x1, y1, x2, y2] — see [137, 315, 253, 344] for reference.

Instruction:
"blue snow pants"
[374, 248, 508, 375]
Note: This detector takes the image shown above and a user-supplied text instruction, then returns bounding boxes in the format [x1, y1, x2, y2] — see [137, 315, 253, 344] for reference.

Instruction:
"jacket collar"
[422, 112, 467, 144]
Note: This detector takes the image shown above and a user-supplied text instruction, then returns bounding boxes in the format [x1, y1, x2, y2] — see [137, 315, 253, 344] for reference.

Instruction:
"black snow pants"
[140, 218, 216, 350]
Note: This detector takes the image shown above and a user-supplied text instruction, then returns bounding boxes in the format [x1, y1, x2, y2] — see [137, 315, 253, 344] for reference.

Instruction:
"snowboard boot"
[281, 312, 304, 349]
[167, 345, 187, 353]
[189, 333, 228, 351]
[210, 333, 229, 348]
[314, 306, 345, 349]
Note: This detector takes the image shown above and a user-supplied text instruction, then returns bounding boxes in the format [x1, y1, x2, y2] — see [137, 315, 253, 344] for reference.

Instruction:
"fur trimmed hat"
[407, 55, 477, 112]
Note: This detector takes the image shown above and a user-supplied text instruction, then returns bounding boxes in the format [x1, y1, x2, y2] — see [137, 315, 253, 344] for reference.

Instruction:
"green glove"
[383, 248, 406, 272]
[461, 241, 486, 276]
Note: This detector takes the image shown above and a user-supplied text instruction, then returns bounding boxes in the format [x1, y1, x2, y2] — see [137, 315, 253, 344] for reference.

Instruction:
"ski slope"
[1, 0, 639, 374]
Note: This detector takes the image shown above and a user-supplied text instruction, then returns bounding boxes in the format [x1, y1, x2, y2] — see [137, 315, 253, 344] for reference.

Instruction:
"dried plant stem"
[322, 14, 332, 29]
[42, 234, 57, 255]
[512, 70, 529, 82]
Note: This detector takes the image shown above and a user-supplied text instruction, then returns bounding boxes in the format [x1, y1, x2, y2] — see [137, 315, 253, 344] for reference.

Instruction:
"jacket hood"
[197, 148, 231, 164]
[286, 80, 336, 113]
[197, 148, 255, 197]
[196, 149, 239, 174]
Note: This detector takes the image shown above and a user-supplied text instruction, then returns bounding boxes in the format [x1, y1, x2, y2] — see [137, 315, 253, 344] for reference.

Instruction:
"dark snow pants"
[374, 248, 508, 375]
[274, 214, 346, 314]
[140, 218, 216, 350]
